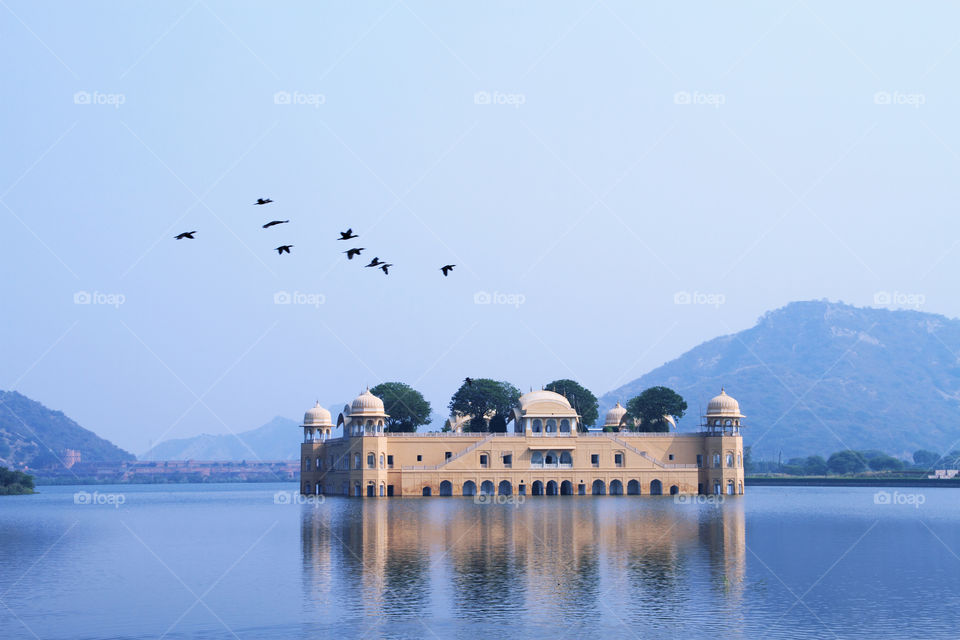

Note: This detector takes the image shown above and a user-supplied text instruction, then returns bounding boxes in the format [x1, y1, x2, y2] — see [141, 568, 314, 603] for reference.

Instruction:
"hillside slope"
[600, 301, 960, 460]
[140, 416, 299, 461]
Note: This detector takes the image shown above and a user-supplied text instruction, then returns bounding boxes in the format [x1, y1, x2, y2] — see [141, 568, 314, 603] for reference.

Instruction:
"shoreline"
[747, 476, 960, 488]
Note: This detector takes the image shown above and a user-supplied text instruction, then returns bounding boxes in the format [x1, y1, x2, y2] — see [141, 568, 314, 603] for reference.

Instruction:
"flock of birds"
[174, 198, 456, 277]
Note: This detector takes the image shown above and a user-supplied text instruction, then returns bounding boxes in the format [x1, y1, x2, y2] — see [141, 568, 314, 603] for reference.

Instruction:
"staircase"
[607, 434, 697, 469]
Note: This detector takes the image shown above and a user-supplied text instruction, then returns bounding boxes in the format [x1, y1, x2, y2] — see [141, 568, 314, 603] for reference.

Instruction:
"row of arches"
[419, 479, 680, 497]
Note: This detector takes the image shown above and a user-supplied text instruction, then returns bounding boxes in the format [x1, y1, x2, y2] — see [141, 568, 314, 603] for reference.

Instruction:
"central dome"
[604, 401, 627, 427]
[350, 388, 385, 414]
[519, 389, 571, 409]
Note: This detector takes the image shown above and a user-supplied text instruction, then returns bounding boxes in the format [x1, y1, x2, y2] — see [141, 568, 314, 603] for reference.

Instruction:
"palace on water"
[299, 388, 745, 498]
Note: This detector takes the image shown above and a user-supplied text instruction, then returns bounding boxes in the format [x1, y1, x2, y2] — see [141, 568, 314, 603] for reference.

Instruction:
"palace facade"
[299, 388, 746, 498]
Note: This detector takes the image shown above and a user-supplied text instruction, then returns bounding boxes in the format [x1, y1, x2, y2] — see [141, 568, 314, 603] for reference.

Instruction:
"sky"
[2, 1, 960, 454]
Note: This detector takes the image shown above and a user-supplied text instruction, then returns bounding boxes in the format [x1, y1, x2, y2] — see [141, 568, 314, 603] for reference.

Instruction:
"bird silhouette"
[174, 231, 196, 240]
[275, 245, 293, 255]
[364, 257, 384, 268]
[379, 263, 393, 275]
[338, 228, 358, 240]
[464, 377, 473, 387]
[440, 264, 455, 276]
[344, 248, 364, 260]
[262, 220, 289, 229]
[254, 198, 273, 205]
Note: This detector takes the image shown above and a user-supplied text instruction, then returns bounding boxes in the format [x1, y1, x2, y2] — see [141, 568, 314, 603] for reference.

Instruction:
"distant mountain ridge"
[0, 391, 134, 468]
[140, 416, 299, 461]
[600, 300, 960, 460]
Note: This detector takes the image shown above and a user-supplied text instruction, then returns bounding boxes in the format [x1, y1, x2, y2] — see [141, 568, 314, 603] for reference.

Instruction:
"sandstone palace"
[299, 388, 745, 498]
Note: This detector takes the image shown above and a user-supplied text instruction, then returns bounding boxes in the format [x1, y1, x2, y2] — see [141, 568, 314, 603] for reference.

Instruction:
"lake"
[0, 484, 957, 639]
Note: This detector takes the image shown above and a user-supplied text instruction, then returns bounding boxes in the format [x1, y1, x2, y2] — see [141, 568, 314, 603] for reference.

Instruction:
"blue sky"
[2, 1, 959, 453]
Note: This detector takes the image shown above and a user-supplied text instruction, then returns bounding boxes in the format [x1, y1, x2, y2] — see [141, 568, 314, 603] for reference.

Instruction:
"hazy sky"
[3, 2, 959, 454]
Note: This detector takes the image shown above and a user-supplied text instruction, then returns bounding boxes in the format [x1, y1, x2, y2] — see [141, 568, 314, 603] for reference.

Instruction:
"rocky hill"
[140, 416, 299, 461]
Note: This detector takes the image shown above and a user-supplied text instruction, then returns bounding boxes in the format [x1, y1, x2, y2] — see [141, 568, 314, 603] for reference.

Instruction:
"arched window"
[560, 419, 570, 433]
[650, 479, 663, 495]
[712, 453, 721, 468]
[737, 453, 742, 467]
[316, 458, 322, 470]
[354, 453, 361, 469]
[739, 482, 743, 494]
[462, 481, 477, 496]
[546, 419, 556, 432]
[379, 484, 385, 497]
[560, 480, 573, 495]
[531, 480, 544, 496]
[380, 454, 385, 468]
[609, 480, 623, 495]
[627, 479, 640, 495]
[726, 452, 734, 467]
[560, 451, 572, 466]
[315, 482, 322, 495]
[545, 451, 557, 465]
[480, 480, 495, 496]
[367, 453, 375, 469]
[531, 451, 544, 466]
[532, 419, 542, 433]
[422, 486, 432, 496]
[670, 485, 679, 495]
[498, 480, 512, 496]
[303, 457, 311, 471]
[592, 479, 606, 495]
[439, 480, 453, 496]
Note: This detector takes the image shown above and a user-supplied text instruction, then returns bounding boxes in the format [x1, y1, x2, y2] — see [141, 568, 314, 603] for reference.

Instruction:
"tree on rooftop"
[544, 379, 598, 430]
[625, 387, 687, 432]
[370, 382, 432, 433]
[448, 379, 521, 433]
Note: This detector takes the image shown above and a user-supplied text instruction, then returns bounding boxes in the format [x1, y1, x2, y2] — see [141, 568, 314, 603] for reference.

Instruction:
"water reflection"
[301, 497, 745, 634]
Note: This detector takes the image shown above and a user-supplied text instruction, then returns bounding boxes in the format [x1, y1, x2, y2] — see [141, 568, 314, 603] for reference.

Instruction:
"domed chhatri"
[300, 383, 746, 499]
[603, 401, 627, 428]
[301, 401, 333, 443]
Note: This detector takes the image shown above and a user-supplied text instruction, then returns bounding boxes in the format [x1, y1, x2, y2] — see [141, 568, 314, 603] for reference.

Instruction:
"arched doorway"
[650, 479, 662, 495]
[627, 480, 640, 495]
[462, 481, 477, 496]
[422, 486, 432, 496]
[609, 480, 623, 495]
[670, 485, 679, 495]
[560, 480, 573, 495]
[546, 480, 558, 495]
[592, 479, 606, 495]
[498, 480, 512, 496]
[439, 480, 453, 496]
[531, 480, 544, 496]
[480, 480, 495, 496]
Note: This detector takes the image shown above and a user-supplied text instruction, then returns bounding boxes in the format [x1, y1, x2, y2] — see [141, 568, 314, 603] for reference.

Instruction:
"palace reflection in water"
[300, 497, 745, 637]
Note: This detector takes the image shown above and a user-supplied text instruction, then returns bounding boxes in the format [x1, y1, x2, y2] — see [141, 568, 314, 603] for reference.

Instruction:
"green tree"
[827, 450, 867, 474]
[544, 379, 599, 429]
[625, 387, 687, 432]
[803, 455, 828, 475]
[868, 455, 904, 471]
[370, 382, 432, 432]
[448, 379, 521, 433]
[913, 449, 940, 467]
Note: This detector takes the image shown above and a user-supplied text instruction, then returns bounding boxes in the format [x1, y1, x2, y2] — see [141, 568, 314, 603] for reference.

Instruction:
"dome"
[303, 401, 332, 426]
[706, 388, 744, 418]
[350, 388, 385, 414]
[604, 402, 627, 427]
[519, 390, 573, 411]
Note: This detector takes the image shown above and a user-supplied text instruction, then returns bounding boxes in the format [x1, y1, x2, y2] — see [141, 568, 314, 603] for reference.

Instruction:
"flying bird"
[262, 220, 289, 229]
[344, 248, 364, 260]
[275, 245, 293, 255]
[174, 231, 196, 240]
[440, 264, 455, 276]
[364, 257, 384, 268]
[338, 228, 358, 240]
[254, 198, 273, 205]
[379, 263, 393, 275]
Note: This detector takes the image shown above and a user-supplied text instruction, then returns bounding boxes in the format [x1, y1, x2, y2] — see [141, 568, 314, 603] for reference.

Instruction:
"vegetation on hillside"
[747, 446, 959, 476]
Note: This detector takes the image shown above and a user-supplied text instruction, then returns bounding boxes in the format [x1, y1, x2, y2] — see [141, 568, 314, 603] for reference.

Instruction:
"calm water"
[0, 484, 958, 639]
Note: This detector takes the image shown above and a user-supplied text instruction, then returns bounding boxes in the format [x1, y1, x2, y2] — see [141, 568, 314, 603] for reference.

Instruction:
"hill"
[0, 391, 135, 468]
[600, 300, 960, 460]
[140, 416, 299, 461]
